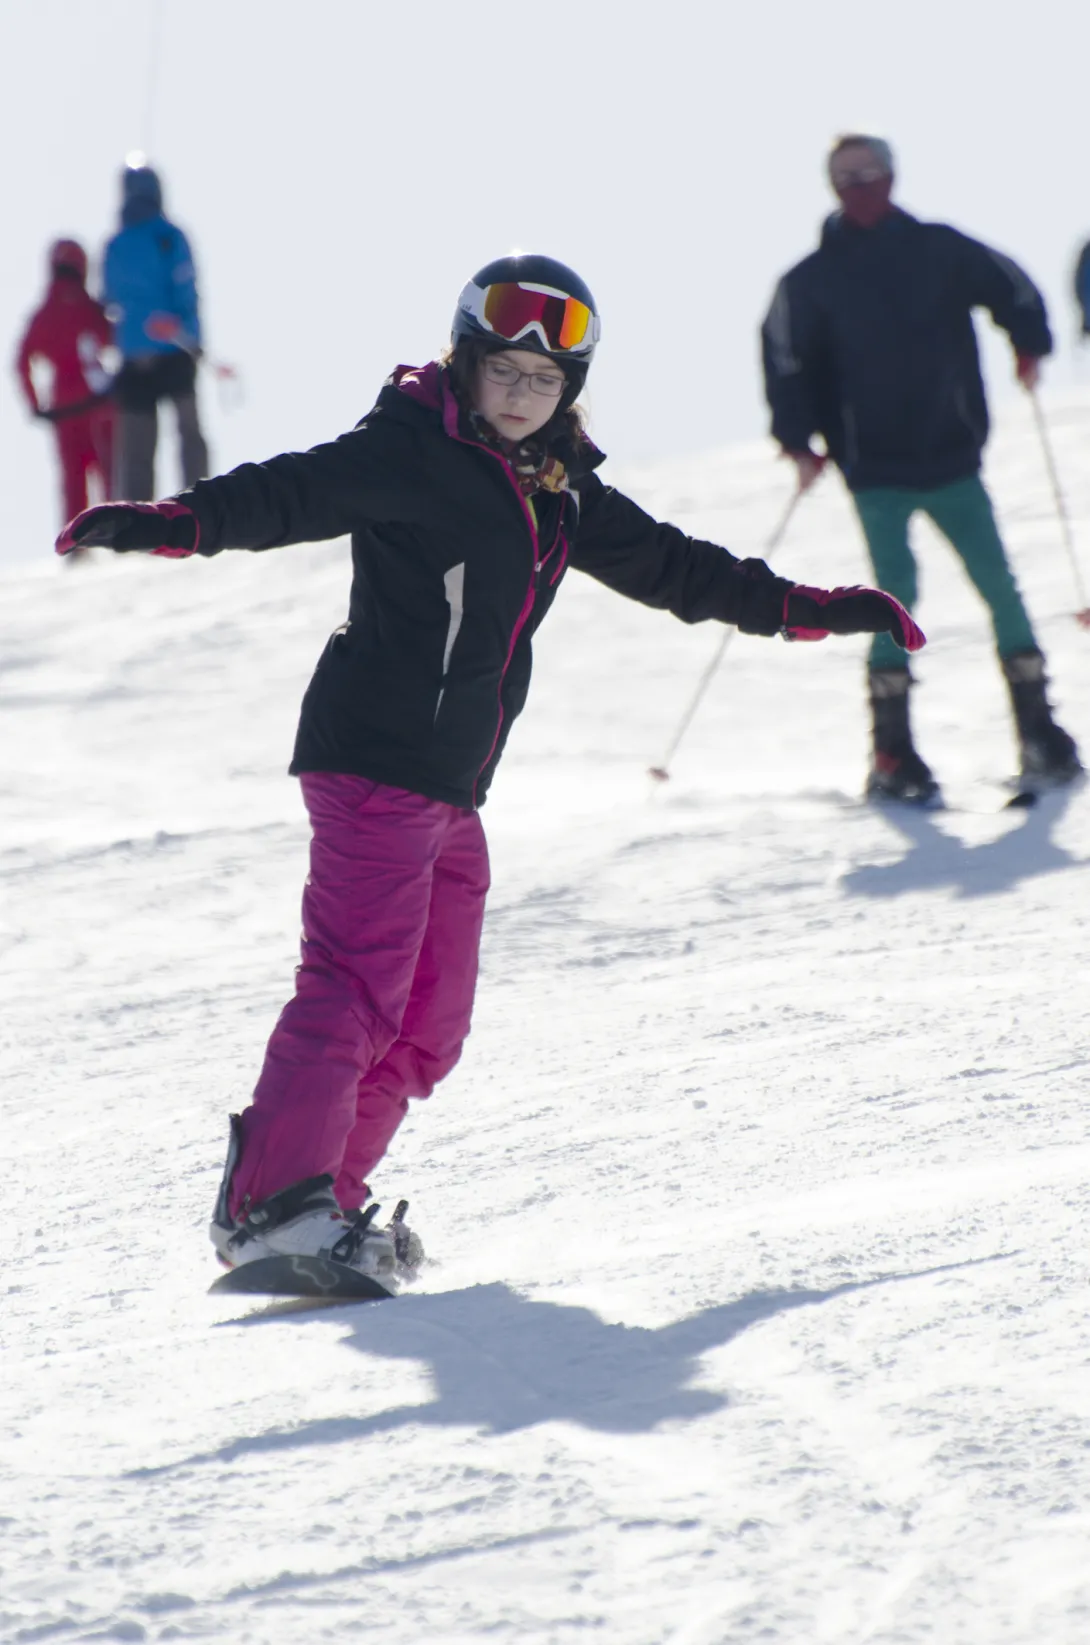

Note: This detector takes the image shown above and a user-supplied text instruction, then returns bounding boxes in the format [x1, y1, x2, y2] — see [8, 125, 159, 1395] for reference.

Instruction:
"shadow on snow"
[842, 784, 1085, 899]
[131, 1254, 1010, 1478]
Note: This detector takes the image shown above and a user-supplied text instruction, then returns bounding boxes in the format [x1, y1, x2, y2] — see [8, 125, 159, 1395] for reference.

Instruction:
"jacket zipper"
[546, 519, 568, 585]
[440, 392, 568, 806]
[472, 497, 569, 800]
[467, 446, 542, 807]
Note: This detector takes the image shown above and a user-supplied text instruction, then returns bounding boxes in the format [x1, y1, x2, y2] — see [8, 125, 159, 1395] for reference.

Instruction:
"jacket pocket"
[842, 402, 859, 465]
[954, 386, 985, 445]
[435, 561, 466, 723]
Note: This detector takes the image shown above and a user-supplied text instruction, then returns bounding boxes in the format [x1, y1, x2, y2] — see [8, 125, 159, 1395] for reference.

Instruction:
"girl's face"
[472, 348, 567, 440]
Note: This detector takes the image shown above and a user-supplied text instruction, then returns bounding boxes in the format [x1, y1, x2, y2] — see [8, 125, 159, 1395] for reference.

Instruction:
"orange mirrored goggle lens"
[558, 296, 591, 349]
[481, 283, 592, 352]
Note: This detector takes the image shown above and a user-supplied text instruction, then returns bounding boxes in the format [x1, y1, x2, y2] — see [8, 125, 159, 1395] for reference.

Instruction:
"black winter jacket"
[177, 363, 793, 808]
[1075, 239, 1090, 335]
[761, 209, 1052, 492]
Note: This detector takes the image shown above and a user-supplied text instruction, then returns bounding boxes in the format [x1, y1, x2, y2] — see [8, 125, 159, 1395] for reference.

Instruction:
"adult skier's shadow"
[157, 1256, 1005, 1478]
[842, 785, 1084, 900]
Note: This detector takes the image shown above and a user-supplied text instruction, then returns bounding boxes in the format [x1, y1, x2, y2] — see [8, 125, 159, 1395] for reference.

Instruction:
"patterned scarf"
[467, 410, 570, 498]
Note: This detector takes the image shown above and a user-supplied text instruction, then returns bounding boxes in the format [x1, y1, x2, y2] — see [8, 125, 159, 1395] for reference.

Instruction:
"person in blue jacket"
[762, 134, 1080, 803]
[103, 159, 209, 499]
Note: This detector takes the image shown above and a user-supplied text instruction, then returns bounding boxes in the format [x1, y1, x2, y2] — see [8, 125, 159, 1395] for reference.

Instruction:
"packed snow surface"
[4, 394, 1090, 1644]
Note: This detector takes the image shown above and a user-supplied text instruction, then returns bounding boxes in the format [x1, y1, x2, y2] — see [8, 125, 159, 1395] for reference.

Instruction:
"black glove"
[784, 584, 926, 651]
[56, 501, 199, 557]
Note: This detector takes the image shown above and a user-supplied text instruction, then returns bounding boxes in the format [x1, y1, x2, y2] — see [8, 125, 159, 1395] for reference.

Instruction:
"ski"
[859, 775, 1087, 817]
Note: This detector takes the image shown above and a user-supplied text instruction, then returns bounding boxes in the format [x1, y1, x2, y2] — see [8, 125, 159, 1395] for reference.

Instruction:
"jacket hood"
[389, 359, 445, 412]
[49, 239, 88, 282]
[121, 164, 163, 226]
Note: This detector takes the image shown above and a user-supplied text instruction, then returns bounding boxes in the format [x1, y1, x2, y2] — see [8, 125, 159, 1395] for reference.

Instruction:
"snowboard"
[209, 1254, 395, 1301]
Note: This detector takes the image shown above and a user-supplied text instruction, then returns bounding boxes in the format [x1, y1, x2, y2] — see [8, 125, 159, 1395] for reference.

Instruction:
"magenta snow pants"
[228, 772, 490, 1217]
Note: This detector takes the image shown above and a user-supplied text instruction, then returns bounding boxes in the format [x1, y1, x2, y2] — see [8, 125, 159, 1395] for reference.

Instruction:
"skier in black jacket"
[59, 254, 923, 1290]
[762, 134, 1080, 803]
[1075, 240, 1090, 338]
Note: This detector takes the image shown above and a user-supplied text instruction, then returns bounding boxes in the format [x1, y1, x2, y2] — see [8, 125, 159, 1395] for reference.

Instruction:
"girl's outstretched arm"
[570, 476, 924, 652]
[570, 475, 793, 634]
[57, 417, 425, 557]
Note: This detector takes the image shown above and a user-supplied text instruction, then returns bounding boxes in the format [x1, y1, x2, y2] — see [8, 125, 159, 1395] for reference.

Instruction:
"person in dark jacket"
[58, 254, 923, 1289]
[103, 159, 209, 499]
[1075, 240, 1090, 338]
[14, 239, 115, 532]
[762, 134, 1080, 803]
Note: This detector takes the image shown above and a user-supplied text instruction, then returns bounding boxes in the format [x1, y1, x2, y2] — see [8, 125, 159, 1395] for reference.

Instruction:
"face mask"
[836, 177, 894, 228]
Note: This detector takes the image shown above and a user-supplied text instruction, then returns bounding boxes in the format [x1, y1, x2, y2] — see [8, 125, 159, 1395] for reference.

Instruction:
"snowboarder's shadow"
[147, 1254, 1007, 1478]
[843, 785, 1084, 900]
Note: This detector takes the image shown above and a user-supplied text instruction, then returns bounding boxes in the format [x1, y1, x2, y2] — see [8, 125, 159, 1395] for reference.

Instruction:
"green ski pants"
[852, 475, 1038, 670]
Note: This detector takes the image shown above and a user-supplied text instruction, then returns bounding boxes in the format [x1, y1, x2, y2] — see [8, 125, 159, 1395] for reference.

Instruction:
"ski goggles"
[463, 280, 599, 355]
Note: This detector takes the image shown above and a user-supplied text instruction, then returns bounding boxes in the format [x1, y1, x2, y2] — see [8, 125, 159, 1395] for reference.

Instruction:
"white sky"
[3, 0, 1090, 567]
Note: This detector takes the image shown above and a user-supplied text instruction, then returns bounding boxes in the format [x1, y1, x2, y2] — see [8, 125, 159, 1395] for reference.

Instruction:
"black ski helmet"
[452, 254, 600, 405]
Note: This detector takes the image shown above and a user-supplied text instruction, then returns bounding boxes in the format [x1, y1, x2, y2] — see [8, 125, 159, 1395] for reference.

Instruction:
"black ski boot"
[865, 667, 942, 806]
[1001, 650, 1082, 787]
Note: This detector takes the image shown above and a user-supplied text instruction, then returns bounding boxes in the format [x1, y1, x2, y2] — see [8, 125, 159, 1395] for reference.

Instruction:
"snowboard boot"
[865, 667, 941, 806]
[1001, 650, 1083, 787]
[208, 1115, 421, 1287]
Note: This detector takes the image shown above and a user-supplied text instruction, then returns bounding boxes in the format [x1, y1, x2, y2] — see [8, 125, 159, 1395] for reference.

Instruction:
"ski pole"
[648, 485, 804, 783]
[36, 391, 112, 424]
[211, 360, 243, 413]
[1028, 388, 1090, 628]
[145, 324, 244, 413]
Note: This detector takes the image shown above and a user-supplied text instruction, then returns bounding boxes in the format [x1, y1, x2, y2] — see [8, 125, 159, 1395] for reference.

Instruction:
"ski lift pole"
[648, 485, 805, 784]
[1028, 387, 1090, 628]
[142, 0, 165, 158]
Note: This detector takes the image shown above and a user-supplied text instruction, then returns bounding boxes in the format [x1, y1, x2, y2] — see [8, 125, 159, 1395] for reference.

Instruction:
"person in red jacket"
[15, 239, 115, 534]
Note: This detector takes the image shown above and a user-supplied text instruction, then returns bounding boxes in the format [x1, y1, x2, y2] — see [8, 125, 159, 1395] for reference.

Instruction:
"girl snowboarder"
[58, 254, 924, 1290]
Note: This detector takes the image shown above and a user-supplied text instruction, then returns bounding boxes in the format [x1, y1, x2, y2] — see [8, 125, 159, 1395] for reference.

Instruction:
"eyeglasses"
[830, 166, 889, 189]
[460, 280, 599, 355]
[481, 355, 567, 398]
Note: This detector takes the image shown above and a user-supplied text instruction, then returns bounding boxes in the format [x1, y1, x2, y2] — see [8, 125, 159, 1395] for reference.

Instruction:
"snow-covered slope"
[4, 394, 1090, 1644]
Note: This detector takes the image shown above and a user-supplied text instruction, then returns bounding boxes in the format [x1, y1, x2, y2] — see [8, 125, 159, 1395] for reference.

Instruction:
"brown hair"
[441, 337, 587, 448]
